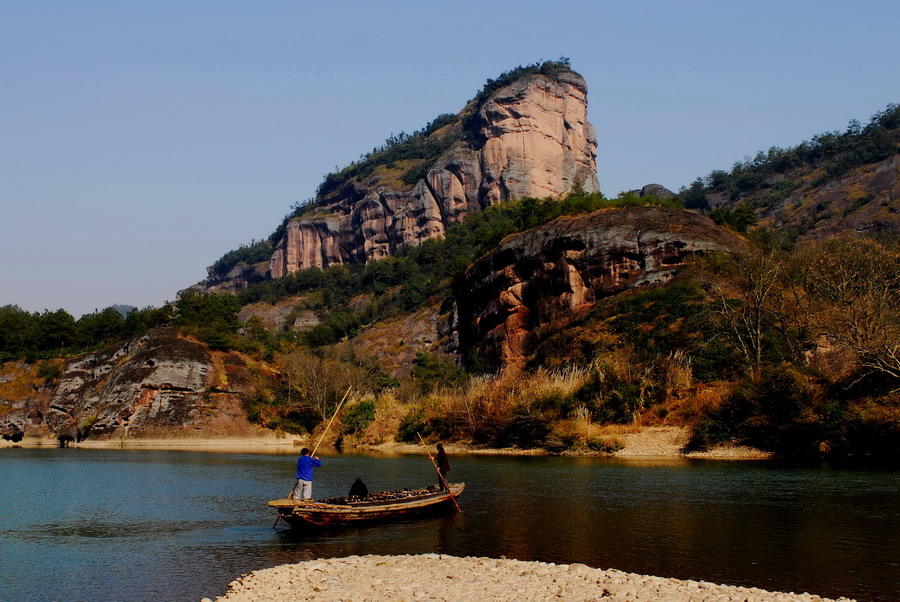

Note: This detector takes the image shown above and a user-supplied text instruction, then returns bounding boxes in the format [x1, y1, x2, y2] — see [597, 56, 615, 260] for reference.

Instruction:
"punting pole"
[311, 385, 352, 457]
[417, 432, 461, 512]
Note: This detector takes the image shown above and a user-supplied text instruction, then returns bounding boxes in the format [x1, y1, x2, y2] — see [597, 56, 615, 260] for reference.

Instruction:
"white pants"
[291, 479, 313, 500]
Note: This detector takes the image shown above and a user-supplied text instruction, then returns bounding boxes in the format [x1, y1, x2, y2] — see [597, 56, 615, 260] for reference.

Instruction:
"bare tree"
[800, 238, 900, 383]
[280, 347, 381, 419]
[705, 248, 785, 377]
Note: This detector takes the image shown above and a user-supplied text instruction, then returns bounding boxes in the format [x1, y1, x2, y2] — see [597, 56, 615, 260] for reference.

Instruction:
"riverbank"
[1, 426, 773, 459]
[205, 554, 851, 601]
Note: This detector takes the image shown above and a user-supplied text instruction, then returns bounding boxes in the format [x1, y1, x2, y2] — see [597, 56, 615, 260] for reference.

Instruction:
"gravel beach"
[206, 554, 852, 601]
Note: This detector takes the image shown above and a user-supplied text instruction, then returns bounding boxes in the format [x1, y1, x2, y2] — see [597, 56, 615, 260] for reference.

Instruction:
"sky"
[2, 1, 899, 318]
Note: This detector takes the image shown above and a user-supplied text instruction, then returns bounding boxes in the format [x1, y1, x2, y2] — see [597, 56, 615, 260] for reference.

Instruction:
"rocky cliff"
[205, 66, 599, 291]
[455, 206, 740, 369]
[1, 328, 268, 441]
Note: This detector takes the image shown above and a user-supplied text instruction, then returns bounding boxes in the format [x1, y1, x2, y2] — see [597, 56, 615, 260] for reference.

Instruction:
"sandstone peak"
[205, 63, 600, 291]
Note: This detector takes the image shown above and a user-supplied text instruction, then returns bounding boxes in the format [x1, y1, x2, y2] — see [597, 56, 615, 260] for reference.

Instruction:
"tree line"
[678, 102, 900, 210]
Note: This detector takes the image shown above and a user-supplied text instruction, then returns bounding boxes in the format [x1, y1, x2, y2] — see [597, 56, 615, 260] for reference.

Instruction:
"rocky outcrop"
[630, 183, 675, 199]
[474, 70, 599, 204]
[758, 153, 900, 241]
[205, 68, 599, 291]
[455, 206, 740, 369]
[3, 328, 266, 441]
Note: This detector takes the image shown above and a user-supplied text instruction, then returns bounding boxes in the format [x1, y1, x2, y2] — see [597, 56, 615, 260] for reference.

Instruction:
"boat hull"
[269, 483, 465, 529]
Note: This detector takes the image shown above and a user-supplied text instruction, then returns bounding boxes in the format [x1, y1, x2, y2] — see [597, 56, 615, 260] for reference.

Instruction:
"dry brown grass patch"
[0, 363, 43, 400]
[667, 382, 734, 423]
[357, 393, 406, 445]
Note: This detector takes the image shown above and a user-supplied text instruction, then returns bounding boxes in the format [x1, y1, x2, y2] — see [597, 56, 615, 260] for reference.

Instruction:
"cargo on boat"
[268, 483, 465, 528]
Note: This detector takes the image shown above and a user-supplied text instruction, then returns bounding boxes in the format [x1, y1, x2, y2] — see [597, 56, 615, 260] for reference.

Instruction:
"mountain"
[3, 67, 897, 460]
[203, 61, 599, 292]
[679, 104, 900, 241]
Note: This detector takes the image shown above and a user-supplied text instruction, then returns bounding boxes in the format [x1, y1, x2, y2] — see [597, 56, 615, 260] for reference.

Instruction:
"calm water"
[1, 449, 898, 601]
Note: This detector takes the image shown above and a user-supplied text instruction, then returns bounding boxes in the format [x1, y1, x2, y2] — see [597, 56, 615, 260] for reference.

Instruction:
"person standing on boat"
[291, 448, 322, 500]
[436, 443, 450, 490]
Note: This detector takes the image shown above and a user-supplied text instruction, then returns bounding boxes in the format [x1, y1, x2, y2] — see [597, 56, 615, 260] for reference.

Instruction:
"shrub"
[587, 435, 624, 453]
[343, 399, 377, 435]
[495, 407, 551, 448]
[411, 352, 468, 394]
[202, 331, 233, 351]
[543, 431, 577, 453]
[688, 365, 822, 456]
[36, 361, 62, 383]
[397, 408, 429, 443]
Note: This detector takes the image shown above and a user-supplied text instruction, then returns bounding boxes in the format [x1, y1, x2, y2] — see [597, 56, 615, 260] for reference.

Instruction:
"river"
[0, 448, 897, 601]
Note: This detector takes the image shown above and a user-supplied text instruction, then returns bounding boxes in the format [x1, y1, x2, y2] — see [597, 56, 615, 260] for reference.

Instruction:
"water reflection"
[0, 449, 898, 601]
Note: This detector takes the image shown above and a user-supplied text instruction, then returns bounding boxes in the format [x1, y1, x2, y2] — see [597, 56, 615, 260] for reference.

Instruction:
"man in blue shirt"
[291, 447, 322, 500]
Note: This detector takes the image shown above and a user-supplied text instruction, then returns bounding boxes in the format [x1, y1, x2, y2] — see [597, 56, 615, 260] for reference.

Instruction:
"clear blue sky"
[2, 1, 898, 318]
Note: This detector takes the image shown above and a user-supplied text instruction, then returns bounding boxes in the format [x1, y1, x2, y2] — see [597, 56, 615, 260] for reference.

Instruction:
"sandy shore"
[2, 427, 772, 460]
[360, 426, 773, 460]
[205, 554, 851, 601]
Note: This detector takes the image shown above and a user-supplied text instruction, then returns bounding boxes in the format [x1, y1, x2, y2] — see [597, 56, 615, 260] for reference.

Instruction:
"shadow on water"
[1, 449, 898, 601]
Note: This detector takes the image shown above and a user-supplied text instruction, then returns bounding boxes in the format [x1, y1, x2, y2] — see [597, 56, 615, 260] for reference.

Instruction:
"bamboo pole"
[278, 386, 352, 515]
[417, 432, 461, 512]
[311, 385, 352, 457]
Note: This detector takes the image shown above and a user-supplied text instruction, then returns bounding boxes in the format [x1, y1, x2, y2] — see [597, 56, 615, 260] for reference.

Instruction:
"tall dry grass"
[335, 346, 706, 447]
[361, 364, 594, 444]
[663, 349, 694, 397]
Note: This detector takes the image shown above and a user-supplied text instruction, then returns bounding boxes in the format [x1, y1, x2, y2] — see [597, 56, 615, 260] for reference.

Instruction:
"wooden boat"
[268, 483, 465, 528]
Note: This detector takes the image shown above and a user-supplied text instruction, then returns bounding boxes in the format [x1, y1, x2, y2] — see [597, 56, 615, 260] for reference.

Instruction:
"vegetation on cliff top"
[678, 102, 900, 215]
[462, 57, 575, 144]
[316, 113, 462, 198]
[0, 304, 171, 362]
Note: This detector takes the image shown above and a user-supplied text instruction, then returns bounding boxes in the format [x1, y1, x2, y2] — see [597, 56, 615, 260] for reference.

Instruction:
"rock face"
[474, 70, 599, 205]
[455, 206, 740, 369]
[205, 68, 599, 291]
[6, 328, 264, 440]
[630, 183, 675, 199]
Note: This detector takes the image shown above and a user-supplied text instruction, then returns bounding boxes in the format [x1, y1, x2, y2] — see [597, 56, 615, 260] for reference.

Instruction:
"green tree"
[31, 309, 76, 354]
[122, 305, 172, 337]
[75, 307, 125, 347]
[0, 305, 34, 358]
[174, 290, 241, 333]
